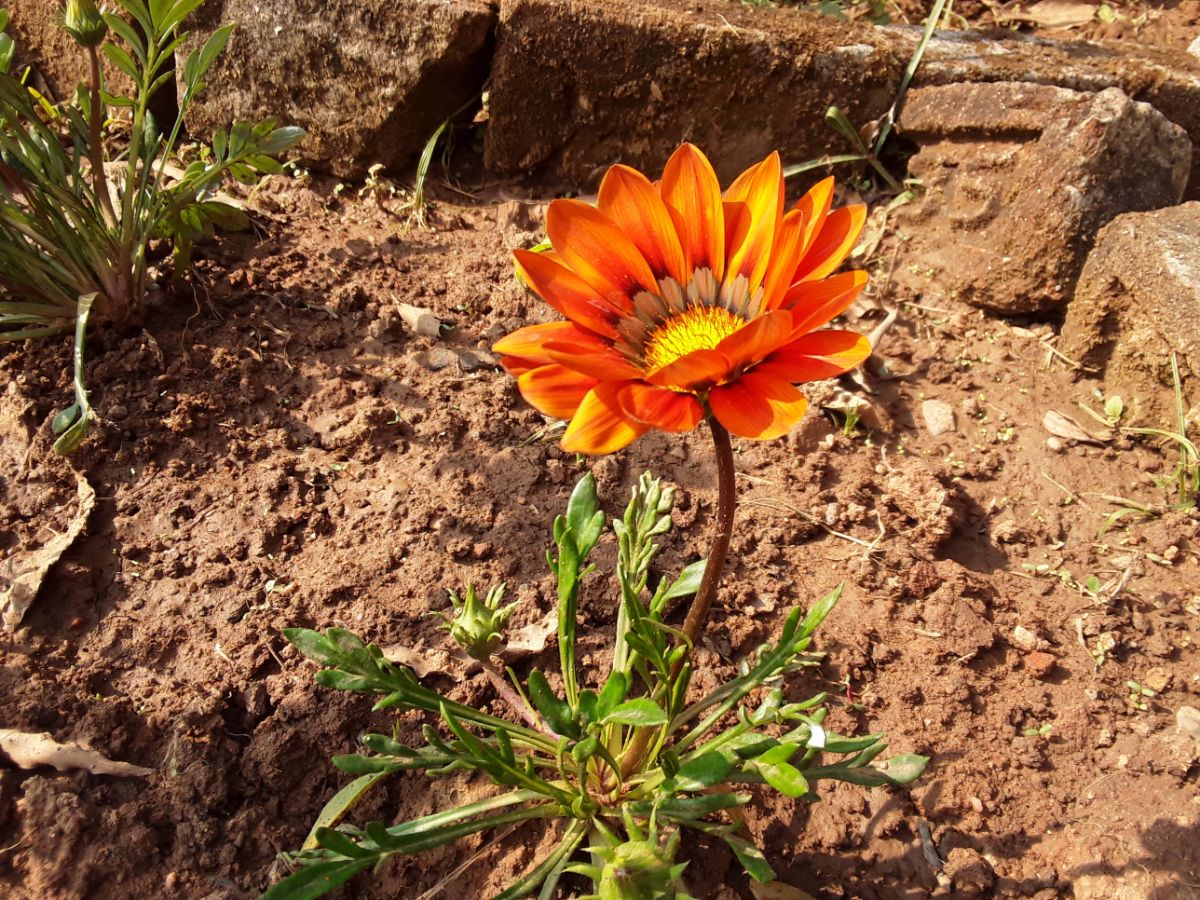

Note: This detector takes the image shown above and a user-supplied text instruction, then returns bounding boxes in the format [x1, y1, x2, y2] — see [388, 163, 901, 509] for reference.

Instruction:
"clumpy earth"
[1, 163, 1197, 900]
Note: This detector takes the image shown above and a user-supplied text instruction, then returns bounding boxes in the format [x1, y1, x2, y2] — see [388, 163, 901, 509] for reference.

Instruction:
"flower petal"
[517, 364, 598, 419]
[493, 321, 593, 365]
[616, 382, 704, 432]
[792, 175, 835, 259]
[783, 269, 868, 336]
[723, 151, 783, 290]
[542, 338, 643, 382]
[514, 250, 621, 339]
[708, 370, 809, 441]
[561, 382, 649, 455]
[644, 348, 730, 390]
[791, 204, 867, 284]
[756, 331, 872, 383]
[547, 199, 658, 308]
[760, 208, 806, 311]
[598, 165, 687, 284]
[660, 143, 725, 281]
[715, 309, 793, 372]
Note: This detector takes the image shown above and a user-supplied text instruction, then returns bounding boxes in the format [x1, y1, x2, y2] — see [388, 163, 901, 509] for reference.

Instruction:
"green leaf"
[260, 858, 374, 900]
[101, 43, 141, 85]
[758, 759, 809, 798]
[798, 584, 843, 642]
[332, 755, 403, 775]
[256, 125, 306, 155]
[664, 752, 733, 792]
[604, 698, 667, 727]
[314, 827, 376, 860]
[663, 559, 706, 600]
[526, 670, 578, 739]
[186, 23, 233, 89]
[639, 792, 749, 819]
[723, 834, 776, 883]
[596, 671, 628, 718]
[565, 473, 601, 550]
[882, 753, 929, 785]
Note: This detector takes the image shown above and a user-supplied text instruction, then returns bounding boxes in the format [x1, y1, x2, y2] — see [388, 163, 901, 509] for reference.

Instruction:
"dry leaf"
[501, 607, 558, 659]
[383, 643, 475, 677]
[0, 729, 152, 777]
[749, 881, 818, 899]
[1, 470, 95, 631]
[1001, 0, 1096, 27]
[1042, 410, 1109, 445]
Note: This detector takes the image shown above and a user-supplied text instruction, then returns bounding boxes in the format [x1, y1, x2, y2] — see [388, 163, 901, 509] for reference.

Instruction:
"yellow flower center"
[643, 305, 742, 371]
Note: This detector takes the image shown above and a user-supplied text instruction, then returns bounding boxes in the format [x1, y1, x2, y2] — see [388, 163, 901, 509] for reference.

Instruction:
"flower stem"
[87, 46, 116, 228]
[480, 657, 557, 739]
[680, 418, 736, 645]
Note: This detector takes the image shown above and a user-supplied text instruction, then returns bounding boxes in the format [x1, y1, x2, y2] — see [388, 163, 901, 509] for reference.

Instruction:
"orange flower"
[494, 144, 871, 455]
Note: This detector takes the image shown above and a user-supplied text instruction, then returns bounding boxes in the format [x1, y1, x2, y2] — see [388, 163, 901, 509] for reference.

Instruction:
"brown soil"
[2, 7, 1200, 898]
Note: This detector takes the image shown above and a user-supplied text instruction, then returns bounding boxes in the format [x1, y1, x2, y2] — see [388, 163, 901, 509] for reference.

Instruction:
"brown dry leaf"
[1, 469, 95, 631]
[0, 729, 152, 777]
[501, 607, 558, 660]
[1042, 410, 1109, 445]
[382, 643, 475, 678]
[749, 882, 818, 900]
[1003, 0, 1096, 27]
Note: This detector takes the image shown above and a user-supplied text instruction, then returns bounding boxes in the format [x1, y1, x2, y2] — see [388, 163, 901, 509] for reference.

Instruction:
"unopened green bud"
[442, 583, 516, 660]
[596, 838, 686, 900]
[63, 0, 107, 48]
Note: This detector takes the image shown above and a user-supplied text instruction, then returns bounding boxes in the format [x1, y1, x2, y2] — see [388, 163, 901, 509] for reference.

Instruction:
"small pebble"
[1143, 667, 1172, 693]
[922, 398, 957, 437]
[1177, 706, 1200, 742]
[1025, 651, 1057, 679]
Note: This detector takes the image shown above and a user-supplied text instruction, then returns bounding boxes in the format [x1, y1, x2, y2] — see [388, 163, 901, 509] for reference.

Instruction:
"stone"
[1012, 625, 1048, 652]
[921, 398, 956, 436]
[1178, 706, 1200, 742]
[455, 348, 497, 371]
[1060, 204, 1200, 425]
[1025, 651, 1058, 678]
[485, 0, 1200, 196]
[181, 0, 496, 177]
[395, 303, 443, 338]
[411, 347, 459, 371]
[890, 83, 1190, 314]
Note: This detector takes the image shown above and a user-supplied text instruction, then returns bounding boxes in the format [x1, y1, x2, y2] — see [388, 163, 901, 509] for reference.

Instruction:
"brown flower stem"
[480, 657, 557, 739]
[87, 46, 116, 228]
[680, 417, 736, 645]
[619, 419, 736, 779]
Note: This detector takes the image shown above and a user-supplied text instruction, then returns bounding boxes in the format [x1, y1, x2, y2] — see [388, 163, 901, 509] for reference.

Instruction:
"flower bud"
[63, 0, 108, 48]
[596, 838, 686, 900]
[442, 583, 517, 660]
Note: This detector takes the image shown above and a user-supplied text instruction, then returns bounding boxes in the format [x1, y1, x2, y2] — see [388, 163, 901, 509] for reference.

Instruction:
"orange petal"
[547, 199, 658, 308]
[708, 370, 809, 441]
[598, 165, 687, 284]
[791, 204, 867, 284]
[784, 269, 868, 335]
[500, 354, 543, 377]
[792, 175, 835, 260]
[755, 331, 872, 383]
[561, 382, 649, 455]
[723, 151, 783, 290]
[493, 322, 593, 365]
[644, 348, 730, 390]
[760, 209, 806, 311]
[616, 382, 703, 432]
[660, 143, 725, 281]
[517, 364, 598, 419]
[715, 309, 793, 372]
[542, 338, 643, 382]
[514, 250, 621, 339]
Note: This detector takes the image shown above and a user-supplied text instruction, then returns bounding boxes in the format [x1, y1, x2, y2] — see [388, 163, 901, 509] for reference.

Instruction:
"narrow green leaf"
[883, 753, 929, 785]
[758, 760, 809, 798]
[597, 671, 628, 718]
[260, 858, 374, 900]
[723, 834, 776, 883]
[604, 698, 667, 727]
[798, 584, 843, 641]
[314, 827, 376, 860]
[663, 559, 706, 600]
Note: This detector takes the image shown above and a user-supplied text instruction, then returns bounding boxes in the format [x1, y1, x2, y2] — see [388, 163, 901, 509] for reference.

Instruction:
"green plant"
[0, 0, 303, 450]
[266, 473, 927, 899]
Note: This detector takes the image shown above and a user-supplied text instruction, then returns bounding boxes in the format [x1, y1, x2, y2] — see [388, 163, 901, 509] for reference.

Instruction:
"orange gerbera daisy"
[494, 144, 871, 455]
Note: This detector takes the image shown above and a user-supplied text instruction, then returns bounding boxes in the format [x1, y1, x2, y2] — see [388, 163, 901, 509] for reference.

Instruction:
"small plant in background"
[266, 145, 927, 898]
[0, 0, 304, 451]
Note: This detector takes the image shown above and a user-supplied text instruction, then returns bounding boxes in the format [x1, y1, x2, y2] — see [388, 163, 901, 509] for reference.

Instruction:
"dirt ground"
[2, 4, 1200, 900]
